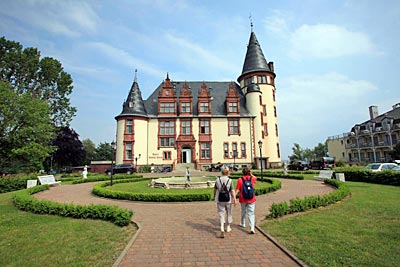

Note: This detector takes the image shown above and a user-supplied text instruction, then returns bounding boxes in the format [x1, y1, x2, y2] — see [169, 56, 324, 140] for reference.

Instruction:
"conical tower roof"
[238, 30, 271, 81]
[116, 70, 147, 118]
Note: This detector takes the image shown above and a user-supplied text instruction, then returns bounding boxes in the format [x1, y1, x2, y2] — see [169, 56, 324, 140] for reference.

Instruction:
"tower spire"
[134, 69, 138, 83]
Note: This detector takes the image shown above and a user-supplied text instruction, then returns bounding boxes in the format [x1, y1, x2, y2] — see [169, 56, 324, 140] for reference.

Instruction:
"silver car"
[365, 163, 398, 172]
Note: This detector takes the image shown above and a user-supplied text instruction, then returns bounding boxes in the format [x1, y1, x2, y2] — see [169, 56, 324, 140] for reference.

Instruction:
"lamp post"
[134, 154, 141, 172]
[230, 151, 236, 171]
[258, 140, 263, 181]
[110, 141, 116, 186]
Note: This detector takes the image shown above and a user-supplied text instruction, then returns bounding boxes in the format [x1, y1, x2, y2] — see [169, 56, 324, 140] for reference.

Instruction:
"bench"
[26, 179, 38, 188]
[38, 175, 61, 186]
[314, 170, 334, 181]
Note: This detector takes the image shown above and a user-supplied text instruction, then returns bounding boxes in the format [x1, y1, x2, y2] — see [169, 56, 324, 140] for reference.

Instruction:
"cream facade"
[114, 29, 281, 170]
[327, 103, 400, 163]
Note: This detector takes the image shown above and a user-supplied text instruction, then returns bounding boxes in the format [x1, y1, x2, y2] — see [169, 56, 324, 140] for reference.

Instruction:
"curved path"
[35, 178, 334, 267]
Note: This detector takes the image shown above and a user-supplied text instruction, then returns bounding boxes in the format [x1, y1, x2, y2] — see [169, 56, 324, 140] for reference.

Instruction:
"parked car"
[105, 164, 136, 175]
[392, 165, 400, 172]
[364, 163, 398, 172]
[310, 157, 335, 170]
[288, 161, 309, 171]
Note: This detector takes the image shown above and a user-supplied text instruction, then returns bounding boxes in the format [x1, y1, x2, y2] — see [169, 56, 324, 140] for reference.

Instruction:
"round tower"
[115, 70, 148, 166]
[238, 27, 281, 167]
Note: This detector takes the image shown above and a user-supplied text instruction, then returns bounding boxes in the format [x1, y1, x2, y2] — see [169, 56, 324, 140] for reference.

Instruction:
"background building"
[327, 103, 400, 163]
[114, 28, 281, 171]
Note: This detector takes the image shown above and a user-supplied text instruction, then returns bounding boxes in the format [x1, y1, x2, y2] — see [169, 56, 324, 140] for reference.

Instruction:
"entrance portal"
[182, 148, 191, 163]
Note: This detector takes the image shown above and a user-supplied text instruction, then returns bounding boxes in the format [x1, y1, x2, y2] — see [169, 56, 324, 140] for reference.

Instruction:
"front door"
[182, 149, 191, 163]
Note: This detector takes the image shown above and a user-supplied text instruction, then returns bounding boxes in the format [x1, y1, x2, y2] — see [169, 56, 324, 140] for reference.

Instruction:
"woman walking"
[235, 167, 257, 234]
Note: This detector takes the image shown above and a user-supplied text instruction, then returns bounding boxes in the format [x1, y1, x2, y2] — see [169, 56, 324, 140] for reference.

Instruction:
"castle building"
[114, 27, 281, 171]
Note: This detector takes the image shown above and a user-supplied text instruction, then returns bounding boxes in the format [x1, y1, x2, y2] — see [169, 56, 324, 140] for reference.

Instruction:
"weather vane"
[249, 13, 253, 31]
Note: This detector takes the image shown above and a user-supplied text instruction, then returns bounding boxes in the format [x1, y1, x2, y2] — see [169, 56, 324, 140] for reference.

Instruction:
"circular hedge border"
[92, 177, 282, 202]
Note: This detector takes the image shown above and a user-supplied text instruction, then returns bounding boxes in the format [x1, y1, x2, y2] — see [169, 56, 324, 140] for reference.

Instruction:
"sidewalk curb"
[112, 221, 141, 267]
[256, 225, 308, 267]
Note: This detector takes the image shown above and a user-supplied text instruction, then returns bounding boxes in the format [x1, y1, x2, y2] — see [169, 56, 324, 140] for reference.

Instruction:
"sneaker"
[239, 224, 246, 228]
[226, 225, 232, 233]
[250, 229, 255, 234]
[220, 231, 225, 238]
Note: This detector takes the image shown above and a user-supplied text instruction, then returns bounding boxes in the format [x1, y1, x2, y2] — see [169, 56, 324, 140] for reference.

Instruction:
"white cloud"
[86, 42, 165, 78]
[277, 72, 378, 155]
[164, 32, 237, 75]
[0, 0, 99, 37]
[289, 24, 381, 59]
[263, 10, 291, 35]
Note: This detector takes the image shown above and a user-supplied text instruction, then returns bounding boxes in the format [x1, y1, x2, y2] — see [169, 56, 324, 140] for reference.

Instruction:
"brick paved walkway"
[35, 177, 334, 267]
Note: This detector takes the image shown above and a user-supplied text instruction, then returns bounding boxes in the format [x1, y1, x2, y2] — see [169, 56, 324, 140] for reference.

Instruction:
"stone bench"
[314, 170, 334, 181]
[38, 175, 61, 186]
[26, 179, 38, 188]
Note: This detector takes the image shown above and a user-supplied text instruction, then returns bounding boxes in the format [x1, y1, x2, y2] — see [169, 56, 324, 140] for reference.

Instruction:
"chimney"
[369, 105, 379, 120]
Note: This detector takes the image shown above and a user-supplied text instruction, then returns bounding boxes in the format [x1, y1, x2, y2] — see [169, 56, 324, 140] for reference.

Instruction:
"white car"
[365, 163, 398, 172]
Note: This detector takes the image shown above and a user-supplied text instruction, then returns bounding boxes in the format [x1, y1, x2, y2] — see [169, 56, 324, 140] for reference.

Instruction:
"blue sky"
[1, 0, 399, 160]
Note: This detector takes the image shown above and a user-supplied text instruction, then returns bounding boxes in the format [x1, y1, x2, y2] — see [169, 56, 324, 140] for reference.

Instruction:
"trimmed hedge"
[334, 167, 400, 186]
[92, 178, 282, 202]
[230, 171, 304, 180]
[12, 185, 133, 226]
[72, 174, 143, 184]
[0, 174, 39, 193]
[268, 178, 350, 219]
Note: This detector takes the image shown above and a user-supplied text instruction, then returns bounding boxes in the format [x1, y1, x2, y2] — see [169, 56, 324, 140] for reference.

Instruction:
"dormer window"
[228, 102, 238, 113]
[166, 90, 170, 96]
[181, 102, 191, 113]
[199, 102, 209, 113]
[160, 103, 175, 113]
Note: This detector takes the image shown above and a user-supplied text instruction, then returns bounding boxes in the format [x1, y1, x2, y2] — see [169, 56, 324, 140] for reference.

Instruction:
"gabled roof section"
[144, 80, 253, 117]
[116, 70, 147, 118]
[239, 30, 270, 79]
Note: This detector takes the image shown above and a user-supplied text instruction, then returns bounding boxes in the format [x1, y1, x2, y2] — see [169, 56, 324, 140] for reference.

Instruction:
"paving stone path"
[35, 177, 334, 267]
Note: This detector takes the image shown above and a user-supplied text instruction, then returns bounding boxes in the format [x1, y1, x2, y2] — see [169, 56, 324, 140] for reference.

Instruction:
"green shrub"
[268, 178, 349, 219]
[92, 178, 282, 202]
[249, 171, 304, 180]
[334, 167, 400, 186]
[72, 174, 143, 184]
[12, 185, 133, 226]
[0, 174, 39, 193]
[138, 165, 151, 173]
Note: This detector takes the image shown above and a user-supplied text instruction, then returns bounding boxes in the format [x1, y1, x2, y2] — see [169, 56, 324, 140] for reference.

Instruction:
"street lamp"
[230, 151, 236, 171]
[258, 140, 263, 181]
[134, 153, 141, 171]
[110, 141, 116, 186]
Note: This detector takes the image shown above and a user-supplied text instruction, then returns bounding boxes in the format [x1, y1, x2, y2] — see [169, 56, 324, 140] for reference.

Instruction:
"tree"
[389, 143, 400, 160]
[82, 138, 96, 164]
[314, 142, 328, 157]
[0, 82, 56, 172]
[0, 36, 76, 126]
[289, 143, 303, 162]
[94, 142, 113, 161]
[52, 127, 85, 170]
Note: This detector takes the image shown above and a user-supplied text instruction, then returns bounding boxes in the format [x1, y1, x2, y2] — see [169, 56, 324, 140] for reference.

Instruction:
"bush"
[92, 178, 282, 202]
[0, 174, 39, 193]
[72, 174, 143, 184]
[12, 185, 133, 226]
[334, 167, 400, 186]
[268, 178, 349, 219]
[248, 171, 304, 180]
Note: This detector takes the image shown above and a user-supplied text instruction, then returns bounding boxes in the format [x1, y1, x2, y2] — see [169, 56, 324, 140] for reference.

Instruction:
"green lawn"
[260, 182, 400, 267]
[0, 191, 136, 267]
